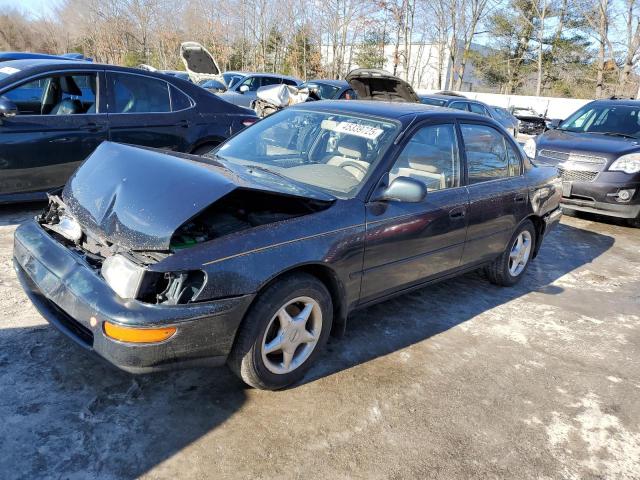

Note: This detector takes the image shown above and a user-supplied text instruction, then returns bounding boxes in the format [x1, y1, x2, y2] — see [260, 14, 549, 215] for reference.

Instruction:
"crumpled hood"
[63, 142, 332, 251]
[346, 69, 420, 103]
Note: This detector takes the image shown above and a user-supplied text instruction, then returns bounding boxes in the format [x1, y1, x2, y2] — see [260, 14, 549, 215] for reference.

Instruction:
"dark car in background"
[488, 106, 520, 138]
[13, 101, 561, 390]
[299, 79, 357, 100]
[526, 99, 640, 227]
[419, 93, 518, 137]
[218, 73, 302, 108]
[0, 59, 257, 203]
[511, 107, 548, 135]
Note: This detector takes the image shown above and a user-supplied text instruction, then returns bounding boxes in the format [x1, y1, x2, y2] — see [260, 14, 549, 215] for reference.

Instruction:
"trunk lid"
[346, 69, 420, 103]
[62, 142, 331, 251]
[180, 41, 223, 84]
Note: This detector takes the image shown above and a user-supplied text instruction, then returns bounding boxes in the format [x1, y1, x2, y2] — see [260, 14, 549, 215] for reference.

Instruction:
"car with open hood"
[14, 101, 562, 390]
[0, 59, 257, 203]
[179, 42, 224, 85]
[525, 99, 640, 226]
[345, 69, 420, 103]
[511, 107, 549, 135]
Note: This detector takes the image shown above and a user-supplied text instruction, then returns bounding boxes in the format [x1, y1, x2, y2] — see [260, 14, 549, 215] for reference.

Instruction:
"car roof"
[290, 99, 493, 123]
[305, 79, 349, 87]
[591, 98, 640, 107]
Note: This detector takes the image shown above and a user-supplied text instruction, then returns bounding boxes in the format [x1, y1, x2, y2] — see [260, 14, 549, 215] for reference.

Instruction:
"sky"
[1, 0, 61, 19]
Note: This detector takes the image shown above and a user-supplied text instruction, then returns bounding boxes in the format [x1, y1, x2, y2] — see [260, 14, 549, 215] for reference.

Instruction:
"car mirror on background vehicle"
[239, 85, 249, 93]
[546, 118, 562, 129]
[374, 177, 427, 203]
[0, 97, 18, 118]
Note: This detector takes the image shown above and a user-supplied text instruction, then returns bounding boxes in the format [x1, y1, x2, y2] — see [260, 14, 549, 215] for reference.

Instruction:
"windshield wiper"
[590, 131, 638, 139]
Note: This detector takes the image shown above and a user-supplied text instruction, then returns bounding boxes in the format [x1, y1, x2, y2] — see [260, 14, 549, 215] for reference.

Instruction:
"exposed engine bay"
[170, 188, 330, 249]
[37, 189, 329, 305]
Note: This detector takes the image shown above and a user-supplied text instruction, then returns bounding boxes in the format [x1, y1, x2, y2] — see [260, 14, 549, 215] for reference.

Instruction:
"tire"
[191, 143, 218, 156]
[485, 219, 536, 287]
[227, 273, 333, 390]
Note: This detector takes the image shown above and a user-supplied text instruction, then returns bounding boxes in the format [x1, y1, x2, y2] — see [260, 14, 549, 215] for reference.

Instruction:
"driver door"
[360, 122, 469, 303]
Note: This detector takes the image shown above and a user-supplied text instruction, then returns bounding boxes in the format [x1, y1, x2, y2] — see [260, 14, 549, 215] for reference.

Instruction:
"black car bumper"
[560, 174, 640, 219]
[13, 221, 255, 373]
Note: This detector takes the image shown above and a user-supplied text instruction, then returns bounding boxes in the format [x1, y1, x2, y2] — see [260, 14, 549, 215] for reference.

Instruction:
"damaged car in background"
[14, 101, 562, 390]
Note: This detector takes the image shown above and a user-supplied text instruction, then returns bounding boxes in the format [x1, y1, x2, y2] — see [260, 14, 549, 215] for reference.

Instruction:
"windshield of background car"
[420, 97, 447, 107]
[560, 104, 640, 138]
[215, 108, 399, 197]
[302, 82, 340, 99]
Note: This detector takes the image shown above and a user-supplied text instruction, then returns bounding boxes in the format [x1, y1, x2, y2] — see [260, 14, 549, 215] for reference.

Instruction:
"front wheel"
[485, 220, 536, 286]
[227, 273, 333, 390]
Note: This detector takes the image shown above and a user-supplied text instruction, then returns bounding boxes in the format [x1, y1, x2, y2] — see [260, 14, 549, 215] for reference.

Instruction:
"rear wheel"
[485, 220, 536, 286]
[228, 273, 332, 390]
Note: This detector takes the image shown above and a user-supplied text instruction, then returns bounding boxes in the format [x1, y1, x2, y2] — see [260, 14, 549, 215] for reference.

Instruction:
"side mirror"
[239, 85, 249, 94]
[546, 118, 562, 130]
[372, 176, 427, 203]
[0, 97, 18, 118]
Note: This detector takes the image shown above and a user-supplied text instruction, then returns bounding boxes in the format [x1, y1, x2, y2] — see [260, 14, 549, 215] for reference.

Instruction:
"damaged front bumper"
[13, 221, 254, 373]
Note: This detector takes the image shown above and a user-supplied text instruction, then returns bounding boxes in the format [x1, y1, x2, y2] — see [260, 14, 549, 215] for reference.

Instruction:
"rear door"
[361, 122, 469, 302]
[459, 122, 529, 265]
[105, 71, 193, 152]
[0, 69, 107, 196]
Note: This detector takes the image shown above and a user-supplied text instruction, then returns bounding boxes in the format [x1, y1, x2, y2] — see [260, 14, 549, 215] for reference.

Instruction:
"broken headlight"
[101, 254, 146, 299]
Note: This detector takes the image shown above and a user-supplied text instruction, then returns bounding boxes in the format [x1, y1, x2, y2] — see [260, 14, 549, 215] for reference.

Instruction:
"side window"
[460, 124, 512, 183]
[1, 73, 97, 115]
[449, 101, 468, 111]
[390, 124, 461, 192]
[339, 88, 357, 100]
[170, 86, 192, 111]
[110, 73, 170, 113]
[469, 103, 489, 117]
[261, 77, 282, 87]
[239, 76, 261, 92]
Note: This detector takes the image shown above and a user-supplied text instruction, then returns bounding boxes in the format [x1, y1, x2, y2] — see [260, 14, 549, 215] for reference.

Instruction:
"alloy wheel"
[509, 230, 532, 276]
[261, 296, 323, 375]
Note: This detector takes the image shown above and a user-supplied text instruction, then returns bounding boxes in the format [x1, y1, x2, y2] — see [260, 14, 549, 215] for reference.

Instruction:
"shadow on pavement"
[0, 218, 614, 479]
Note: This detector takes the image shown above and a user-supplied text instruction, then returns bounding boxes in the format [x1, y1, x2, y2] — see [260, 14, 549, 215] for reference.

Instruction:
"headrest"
[60, 76, 82, 96]
[337, 135, 367, 159]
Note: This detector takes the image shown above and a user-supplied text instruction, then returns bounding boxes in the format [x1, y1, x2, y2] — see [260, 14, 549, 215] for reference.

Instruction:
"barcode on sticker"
[333, 122, 383, 140]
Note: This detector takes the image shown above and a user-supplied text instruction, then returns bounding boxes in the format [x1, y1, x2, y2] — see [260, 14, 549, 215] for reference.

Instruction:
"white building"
[321, 41, 488, 91]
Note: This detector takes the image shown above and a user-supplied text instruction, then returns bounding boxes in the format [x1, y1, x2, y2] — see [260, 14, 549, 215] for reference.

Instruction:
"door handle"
[514, 193, 527, 203]
[449, 207, 466, 219]
[177, 119, 190, 128]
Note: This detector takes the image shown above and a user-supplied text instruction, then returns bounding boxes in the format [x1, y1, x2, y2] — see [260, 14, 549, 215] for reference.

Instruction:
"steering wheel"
[338, 160, 368, 179]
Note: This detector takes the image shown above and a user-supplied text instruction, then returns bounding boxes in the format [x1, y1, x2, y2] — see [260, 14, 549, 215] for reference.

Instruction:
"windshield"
[213, 108, 399, 197]
[301, 82, 340, 100]
[560, 103, 640, 138]
[420, 97, 447, 107]
[223, 72, 243, 88]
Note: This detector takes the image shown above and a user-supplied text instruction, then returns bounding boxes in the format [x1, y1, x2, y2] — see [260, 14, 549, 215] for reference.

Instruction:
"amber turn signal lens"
[103, 321, 176, 343]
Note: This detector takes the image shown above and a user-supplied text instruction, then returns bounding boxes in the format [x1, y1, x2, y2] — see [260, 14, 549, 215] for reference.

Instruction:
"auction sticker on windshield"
[334, 122, 384, 140]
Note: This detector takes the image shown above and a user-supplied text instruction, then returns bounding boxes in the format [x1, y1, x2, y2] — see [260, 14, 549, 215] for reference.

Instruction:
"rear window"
[110, 73, 171, 113]
[420, 97, 447, 107]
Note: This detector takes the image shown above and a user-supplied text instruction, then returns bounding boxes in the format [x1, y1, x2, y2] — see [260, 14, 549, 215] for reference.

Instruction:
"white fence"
[418, 90, 592, 120]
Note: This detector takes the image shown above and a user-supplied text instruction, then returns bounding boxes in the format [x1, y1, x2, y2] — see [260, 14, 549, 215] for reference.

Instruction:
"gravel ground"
[0, 204, 638, 480]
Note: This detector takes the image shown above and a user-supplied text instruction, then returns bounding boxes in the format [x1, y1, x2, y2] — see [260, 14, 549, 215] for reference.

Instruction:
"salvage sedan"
[14, 101, 562, 390]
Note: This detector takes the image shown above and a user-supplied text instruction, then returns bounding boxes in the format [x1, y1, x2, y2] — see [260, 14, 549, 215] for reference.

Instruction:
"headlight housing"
[609, 153, 640, 174]
[523, 138, 536, 158]
[101, 254, 146, 299]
